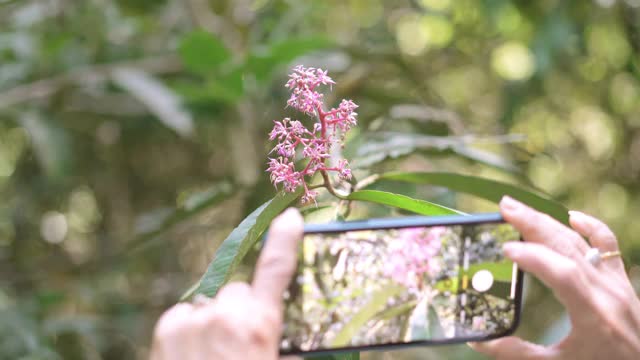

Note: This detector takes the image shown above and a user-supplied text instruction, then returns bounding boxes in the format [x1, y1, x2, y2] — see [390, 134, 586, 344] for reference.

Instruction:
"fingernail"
[568, 210, 583, 218]
[280, 207, 300, 218]
[283, 207, 298, 215]
[500, 195, 521, 212]
[503, 241, 523, 258]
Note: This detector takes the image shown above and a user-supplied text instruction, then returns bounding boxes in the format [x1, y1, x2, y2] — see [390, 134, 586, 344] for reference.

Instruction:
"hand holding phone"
[150, 198, 640, 360]
[280, 213, 524, 355]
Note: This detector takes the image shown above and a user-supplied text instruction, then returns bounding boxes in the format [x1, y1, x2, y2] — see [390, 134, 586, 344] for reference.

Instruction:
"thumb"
[468, 336, 551, 360]
[252, 208, 303, 308]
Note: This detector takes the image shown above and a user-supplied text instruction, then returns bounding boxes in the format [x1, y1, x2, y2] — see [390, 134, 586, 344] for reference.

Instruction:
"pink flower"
[384, 227, 446, 288]
[336, 159, 352, 181]
[285, 66, 335, 116]
[266, 157, 302, 193]
[267, 65, 358, 203]
[326, 99, 358, 134]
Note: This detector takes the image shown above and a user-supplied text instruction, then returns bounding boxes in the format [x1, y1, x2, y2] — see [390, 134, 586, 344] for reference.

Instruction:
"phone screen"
[280, 219, 522, 354]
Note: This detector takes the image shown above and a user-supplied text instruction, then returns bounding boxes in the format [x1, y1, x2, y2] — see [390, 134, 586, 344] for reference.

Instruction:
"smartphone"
[279, 213, 523, 356]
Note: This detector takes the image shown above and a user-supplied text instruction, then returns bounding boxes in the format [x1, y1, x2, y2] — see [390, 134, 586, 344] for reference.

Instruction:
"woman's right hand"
[470, 196, 640, 360]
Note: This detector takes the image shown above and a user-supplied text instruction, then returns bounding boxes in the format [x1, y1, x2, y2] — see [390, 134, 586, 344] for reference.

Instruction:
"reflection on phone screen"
[281, 223, 521, 352]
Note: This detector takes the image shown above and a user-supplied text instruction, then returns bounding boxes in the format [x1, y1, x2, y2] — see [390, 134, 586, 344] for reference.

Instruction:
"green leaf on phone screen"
[428, 305, 444, 339]
[467, 261, 513, 282]
[373, 300, 418, 321]
[181, 190, 301, 300]
[379, 172, 569, 225]
[331, 285, 404, 347]
[347, 190, 464, 216]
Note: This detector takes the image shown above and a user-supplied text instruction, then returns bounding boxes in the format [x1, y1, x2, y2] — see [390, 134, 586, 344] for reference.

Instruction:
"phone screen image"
[280, 217, 523, 354]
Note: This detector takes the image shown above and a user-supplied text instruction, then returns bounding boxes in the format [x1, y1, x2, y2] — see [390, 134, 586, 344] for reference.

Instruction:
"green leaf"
[372, 300, 418, 321]
[427, 305, 444, 339]
[377, 172, 569, 225]
[112, 68, 194, 137]
[127, 182, 234, 254]
[18, 111, 73, 180]
[182, 190, 301, 300]
[353, 132, 522, 173]
[346, 190, 464, 216]
[172, 67, 245, 105]
[205, 67, 244, 103]
[178, 31, 231, 74]
[331, 285, 404, 347]
[246, 37, 333, 82]
[467, 261, 513, 282]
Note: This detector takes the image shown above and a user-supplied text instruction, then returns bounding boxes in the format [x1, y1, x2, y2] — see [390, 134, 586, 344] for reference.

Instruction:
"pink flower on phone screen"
[384, 227, 446, 288]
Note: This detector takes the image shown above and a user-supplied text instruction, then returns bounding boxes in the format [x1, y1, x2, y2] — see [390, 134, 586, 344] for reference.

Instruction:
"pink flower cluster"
[267, 65, 358, 203]
[384, 227, 446, 288]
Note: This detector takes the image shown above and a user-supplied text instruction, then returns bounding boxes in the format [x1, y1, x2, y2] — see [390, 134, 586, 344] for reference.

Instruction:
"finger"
[215, 282, 252, 303]
[569, 211, 625, 274]
[253, 208, 304, 308]
[500, 196, 589, 261]
[503, 241, 592, 320]
[569, 211, 620, 252]
[468, 337, 552, 360]
[203, 293, 279, 356]
[152, 303, 198, 360]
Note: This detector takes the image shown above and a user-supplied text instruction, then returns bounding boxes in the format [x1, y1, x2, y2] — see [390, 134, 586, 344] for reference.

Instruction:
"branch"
[0, 55, 182, 109]
[320, 170, 349, 199]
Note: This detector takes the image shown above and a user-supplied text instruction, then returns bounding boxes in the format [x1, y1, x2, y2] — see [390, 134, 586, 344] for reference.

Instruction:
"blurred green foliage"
[1, 0, 639, 359]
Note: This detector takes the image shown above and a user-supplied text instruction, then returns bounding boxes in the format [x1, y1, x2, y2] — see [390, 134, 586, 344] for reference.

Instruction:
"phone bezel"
[280, 212, 524, 356]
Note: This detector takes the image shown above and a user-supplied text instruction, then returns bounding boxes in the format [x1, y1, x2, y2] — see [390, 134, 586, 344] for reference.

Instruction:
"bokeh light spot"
[570, 106, 616, 161]
[609, 72, 639, 114]
[419, 0, 452, 11]
[528, 155, 565, 195]
[349, 0, 383, 28]
[40, 211, 68, 244]
[420, 15, 454, 49]
[396, 14, 428, 55]
[598, 183, 628, 221]
[587, 23, 631, 69]
[491, 42, 535, 81]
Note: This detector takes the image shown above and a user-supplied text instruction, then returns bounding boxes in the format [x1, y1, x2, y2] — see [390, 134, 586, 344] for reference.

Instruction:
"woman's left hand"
[149, 208, 303, 360]
[470, 197, 640, 359]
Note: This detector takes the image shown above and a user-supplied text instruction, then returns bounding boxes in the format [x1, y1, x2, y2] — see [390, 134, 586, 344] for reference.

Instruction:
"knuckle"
[257, 252, 281, 268]
[258, 252, 293, 274]
[212, 312, 238, 335]
[191, 310, 214, 330]
[248, 310, 279, 346]
[154, 317, 187, 342]
[260, 306, 281, 328]
[594, 226, 617, 245]
[216, 282, 252, 300]
[269, 220, 300, 239]
[556, 261, 581, 289]
[608, 287, 633, 318]
[247, 320, 273, 346]
[153, 304, 193, 341]
[533, 211, 552, 227]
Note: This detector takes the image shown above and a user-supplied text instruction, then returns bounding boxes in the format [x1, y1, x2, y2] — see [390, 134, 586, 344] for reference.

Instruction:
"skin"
[150, 208, 304, 360]
[470, 196, 640, 359]
[150, 197, 640, 360]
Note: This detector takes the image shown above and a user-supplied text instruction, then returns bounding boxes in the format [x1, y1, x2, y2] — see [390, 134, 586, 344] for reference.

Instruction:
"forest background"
[1, 0, 640, 359]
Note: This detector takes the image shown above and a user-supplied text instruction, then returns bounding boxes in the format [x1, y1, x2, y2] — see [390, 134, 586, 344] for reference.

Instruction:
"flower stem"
[320, 170, 349, 199]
